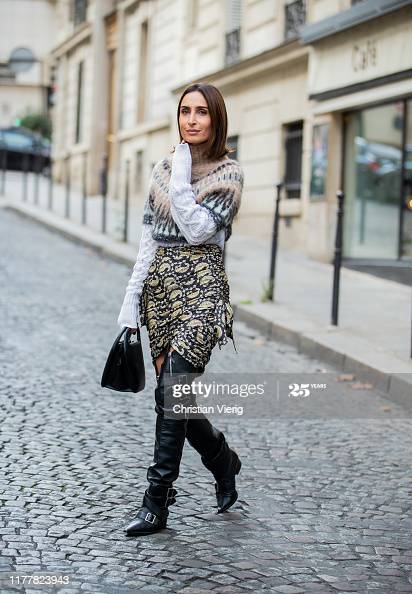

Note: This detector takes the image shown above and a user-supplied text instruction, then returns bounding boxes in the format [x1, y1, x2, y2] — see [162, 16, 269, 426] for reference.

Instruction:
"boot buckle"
[145, 511, 157, 524]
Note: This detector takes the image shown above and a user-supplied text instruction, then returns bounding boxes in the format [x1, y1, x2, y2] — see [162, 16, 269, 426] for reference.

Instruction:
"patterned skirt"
[138, 243, 237, 371]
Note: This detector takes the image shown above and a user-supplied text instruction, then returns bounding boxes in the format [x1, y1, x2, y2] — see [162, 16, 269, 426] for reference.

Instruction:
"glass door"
[401, 99, 412, 259]
[343, 102, 403, 259]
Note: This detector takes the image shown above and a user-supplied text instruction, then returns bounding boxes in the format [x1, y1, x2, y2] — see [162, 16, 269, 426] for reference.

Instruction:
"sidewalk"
[2, 171, 411, 409]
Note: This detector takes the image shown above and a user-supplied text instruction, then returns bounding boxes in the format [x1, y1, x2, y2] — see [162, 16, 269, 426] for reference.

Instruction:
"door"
[401, 99, 412, 259]
[343, 102, 403, 259]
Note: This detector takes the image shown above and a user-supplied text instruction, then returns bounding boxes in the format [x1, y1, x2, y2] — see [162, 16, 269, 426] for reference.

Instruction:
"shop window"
[284, 121, 303, 199]
[284, 0, 306, 41]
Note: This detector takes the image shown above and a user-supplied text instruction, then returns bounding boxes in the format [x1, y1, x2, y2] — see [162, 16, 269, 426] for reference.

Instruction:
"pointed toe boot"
[200, 434, 242, 513]
[125, 485, 177, 536]
[214, 456, 242, 513]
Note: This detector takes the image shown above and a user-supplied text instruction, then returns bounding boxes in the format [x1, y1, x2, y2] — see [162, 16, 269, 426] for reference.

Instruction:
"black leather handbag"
[101, 327, 145, 393]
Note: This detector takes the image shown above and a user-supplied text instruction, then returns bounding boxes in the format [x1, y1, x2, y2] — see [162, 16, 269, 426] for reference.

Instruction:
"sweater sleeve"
[197, 167, 244, 233]
[117, 224, 158, 328]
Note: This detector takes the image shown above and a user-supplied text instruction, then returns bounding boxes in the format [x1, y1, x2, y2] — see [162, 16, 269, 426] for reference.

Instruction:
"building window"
[284, 0, 306, 41]
[71, 0, 88, 27]
[227, 135, 238, 160]
[75, 61, 84, 144]
[187, 0, 199, 31]
[137, 20, 148, 123]
[225, 0, 242, 66]
[284, 121, 303, 199]
[135, 150, 143, 193]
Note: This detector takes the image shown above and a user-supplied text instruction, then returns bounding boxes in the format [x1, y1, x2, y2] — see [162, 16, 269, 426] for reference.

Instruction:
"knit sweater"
[117, 141, 244, 329]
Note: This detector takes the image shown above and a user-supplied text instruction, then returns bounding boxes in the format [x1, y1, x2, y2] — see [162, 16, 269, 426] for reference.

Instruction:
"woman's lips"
[187, 130, 200, 134]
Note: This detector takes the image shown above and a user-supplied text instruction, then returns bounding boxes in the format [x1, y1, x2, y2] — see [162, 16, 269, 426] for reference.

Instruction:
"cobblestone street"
[1, 207, 411, 594]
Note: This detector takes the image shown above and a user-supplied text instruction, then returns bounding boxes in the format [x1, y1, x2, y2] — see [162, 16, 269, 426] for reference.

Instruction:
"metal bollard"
[331, 190, 345, 326]
[81, 152, 87, 225]
[100, 154, 108, 234]
[1, 146, 7, 196]
[268, 182, 283, 301]
[123, 159, 130, 243]
[65, 155, 71, 218]
[48, 158, 53, 210]
[22, 152, 29, 202]
[34, 149, 41, 205]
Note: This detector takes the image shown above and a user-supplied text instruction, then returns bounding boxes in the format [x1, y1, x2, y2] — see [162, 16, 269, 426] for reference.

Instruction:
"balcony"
[284, 0, 306, 41]
[225, 27, 241, 67]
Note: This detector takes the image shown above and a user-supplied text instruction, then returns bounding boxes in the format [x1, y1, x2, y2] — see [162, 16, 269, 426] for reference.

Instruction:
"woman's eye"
[181, 109, 207, 114]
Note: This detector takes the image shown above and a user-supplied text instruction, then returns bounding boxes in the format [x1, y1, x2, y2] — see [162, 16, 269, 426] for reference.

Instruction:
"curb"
[233, 305, 412, 413]
[5, 200, 412, 413]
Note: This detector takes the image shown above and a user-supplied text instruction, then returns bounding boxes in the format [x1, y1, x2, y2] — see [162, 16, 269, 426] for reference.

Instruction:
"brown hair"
[173, 82, 235, 159]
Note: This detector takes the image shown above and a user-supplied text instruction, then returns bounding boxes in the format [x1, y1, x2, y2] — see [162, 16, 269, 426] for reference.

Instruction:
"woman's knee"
[155, 350, 167, 376]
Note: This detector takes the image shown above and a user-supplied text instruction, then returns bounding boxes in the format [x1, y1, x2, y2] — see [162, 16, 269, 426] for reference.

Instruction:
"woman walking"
[117, 82, 244, 536]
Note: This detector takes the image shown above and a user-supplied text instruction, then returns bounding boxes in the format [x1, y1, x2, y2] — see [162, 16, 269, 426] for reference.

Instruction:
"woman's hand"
[127, 327, 137, 334]
[171, 140, 192, 186]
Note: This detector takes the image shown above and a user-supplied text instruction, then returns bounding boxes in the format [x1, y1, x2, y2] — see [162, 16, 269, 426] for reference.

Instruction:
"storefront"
[343, 98, 412, 260]
[302, 0, 412, 268]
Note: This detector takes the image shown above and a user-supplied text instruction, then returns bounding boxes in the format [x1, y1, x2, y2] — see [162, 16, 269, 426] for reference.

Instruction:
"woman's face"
[179, 91, 211, 145]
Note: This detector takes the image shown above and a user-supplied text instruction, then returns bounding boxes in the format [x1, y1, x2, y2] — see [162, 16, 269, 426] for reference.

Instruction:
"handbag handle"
[123, 326, 140, 351]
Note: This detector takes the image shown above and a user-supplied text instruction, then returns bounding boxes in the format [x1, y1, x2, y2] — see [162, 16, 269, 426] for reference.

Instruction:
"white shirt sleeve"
[168, 142, 218, 245]
[169, 181, 219, 245]
[117, 224, 158, 329]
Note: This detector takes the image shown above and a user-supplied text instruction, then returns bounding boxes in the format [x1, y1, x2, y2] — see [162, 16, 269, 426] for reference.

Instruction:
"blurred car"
[0, 126, 51, 174]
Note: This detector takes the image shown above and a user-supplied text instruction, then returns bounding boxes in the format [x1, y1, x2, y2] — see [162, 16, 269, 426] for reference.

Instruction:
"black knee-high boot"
[186, 417, 242, 513]
[125, 350, 199, 536]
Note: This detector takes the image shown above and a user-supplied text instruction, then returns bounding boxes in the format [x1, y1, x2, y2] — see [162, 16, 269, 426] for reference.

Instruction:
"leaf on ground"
[380, 405, 392, 412]
[336, 373, 356, 382]
[349, 381, 374, 390]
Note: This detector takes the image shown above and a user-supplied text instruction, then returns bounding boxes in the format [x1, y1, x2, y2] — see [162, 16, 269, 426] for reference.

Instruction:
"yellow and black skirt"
[139, 243, 237, 371]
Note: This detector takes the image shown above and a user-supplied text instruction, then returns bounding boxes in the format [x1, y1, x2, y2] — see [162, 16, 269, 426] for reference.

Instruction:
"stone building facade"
[50, 0, 412, 265]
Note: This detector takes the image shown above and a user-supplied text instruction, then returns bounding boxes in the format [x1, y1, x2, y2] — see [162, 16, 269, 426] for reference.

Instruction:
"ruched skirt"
[138, 243, 237, 370]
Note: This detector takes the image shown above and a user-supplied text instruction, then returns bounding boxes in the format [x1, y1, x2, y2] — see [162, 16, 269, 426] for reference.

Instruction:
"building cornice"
[117, 0, 140, 13]
[301, 0, 412, 45]
[172, 40, 308, 95]
[117, 118, 170, 142]
[51, 23, 92, 59]
[309, 68, 412, 102]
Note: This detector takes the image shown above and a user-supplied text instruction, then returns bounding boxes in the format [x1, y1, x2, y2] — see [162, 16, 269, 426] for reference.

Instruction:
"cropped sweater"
[117, 141, 244, 329]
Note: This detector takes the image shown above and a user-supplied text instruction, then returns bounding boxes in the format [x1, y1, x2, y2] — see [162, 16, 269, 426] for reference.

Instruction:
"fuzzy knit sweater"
[117, 141, 244, 329]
